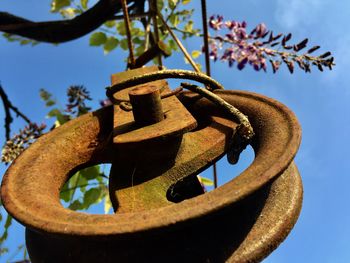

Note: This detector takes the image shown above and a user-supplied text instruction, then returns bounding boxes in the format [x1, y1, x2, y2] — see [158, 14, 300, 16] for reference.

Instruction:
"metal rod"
[201, 0, 217, 187]
[201, 0, 211, 77]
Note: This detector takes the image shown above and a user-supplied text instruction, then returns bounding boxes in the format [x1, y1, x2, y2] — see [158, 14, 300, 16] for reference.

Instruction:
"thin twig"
[0, 86, 13, 141]
[180, 82, 254, 164]
[165, 1, 180, 24]
[0, 85, 31, 142]
[106, 69, 224, 99]
[150, 0, 162, 67]
[157, 11, 200, 72]
[121, 0, 136, 67]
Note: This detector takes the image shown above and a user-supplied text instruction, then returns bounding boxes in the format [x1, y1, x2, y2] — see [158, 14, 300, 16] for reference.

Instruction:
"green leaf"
[104, 37, 119, 54]
[60, 171, 89, 201]
[81, 0, 88, 9]
[69, 200, 83, 210]
[60, 183, 73, 202]
[184, 20, 194, 33]
[46, 108, 60, 118]
[0, 215, 12, 242]
[83, 188, 102, 208]
[60, 7, 78, 18]
[40, 89, 52, 101]
[46, 108, 69, 125]
[104, 20, 116, 28]
[80, 166, 100, 180]
[60, 172, 79, 202]
[116, 22, 126, 36]
[132, 28, 145, 37]
[104, 195, 112, 214]
[45, 100, 56, 107]
[3, 33, 38, 46]
[192, 50, 201, 59]
[169, 14, 180, 27]
[198, 176, 214, 186]
[120, 38, 129, 51]
[182, 0, 191, 4]
[169, 0, 178, 9]
[157, 0, 164, 11]
[20, 39, 31, 45]
[51, 0, 71, 13]
[89, 32, 107, 46]
[168, 39, 178, 51]
[40, 89, 56, 107]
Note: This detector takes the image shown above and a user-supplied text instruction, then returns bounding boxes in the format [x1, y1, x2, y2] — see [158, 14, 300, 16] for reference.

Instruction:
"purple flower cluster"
[208, 15, 334, 73]
[1, 123, 46, 164]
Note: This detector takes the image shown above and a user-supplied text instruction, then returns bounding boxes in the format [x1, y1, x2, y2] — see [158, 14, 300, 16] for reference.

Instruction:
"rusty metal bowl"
[1, 90, 302, 262]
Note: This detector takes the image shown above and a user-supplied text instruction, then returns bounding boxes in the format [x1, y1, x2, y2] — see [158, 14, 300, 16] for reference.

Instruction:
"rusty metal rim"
[1, 90, 301, 237]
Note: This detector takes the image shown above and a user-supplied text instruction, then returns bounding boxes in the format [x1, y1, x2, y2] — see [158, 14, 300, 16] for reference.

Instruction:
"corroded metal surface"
[109, 113, 237, 212]
[1, 90, 302, 262]
[24, 162, 302, 263]
[112, 67, 197, 146]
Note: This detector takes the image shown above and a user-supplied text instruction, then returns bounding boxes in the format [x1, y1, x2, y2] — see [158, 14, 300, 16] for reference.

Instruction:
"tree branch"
[0, 85, 31, 142]
[0, 0, 145, 43]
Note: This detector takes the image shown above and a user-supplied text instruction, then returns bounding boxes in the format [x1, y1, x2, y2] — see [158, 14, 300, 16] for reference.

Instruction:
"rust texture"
[128, 85, 164, 126]
[112, 67, 197, 147]
[110, 67, 203, 212]
[1, 84, 302, 262]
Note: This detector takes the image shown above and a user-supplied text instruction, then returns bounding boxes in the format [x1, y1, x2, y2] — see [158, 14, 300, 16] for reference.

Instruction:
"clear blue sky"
[1, 0, 349, 262]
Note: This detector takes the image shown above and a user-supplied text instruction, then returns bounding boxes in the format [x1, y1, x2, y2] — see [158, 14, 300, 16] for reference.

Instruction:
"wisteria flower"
[207, 15, 335, 73]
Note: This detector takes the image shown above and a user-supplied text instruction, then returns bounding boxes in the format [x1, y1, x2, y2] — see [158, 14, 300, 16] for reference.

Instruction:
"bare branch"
[0, 85, 31, 142]
[0, 86, 13, 141]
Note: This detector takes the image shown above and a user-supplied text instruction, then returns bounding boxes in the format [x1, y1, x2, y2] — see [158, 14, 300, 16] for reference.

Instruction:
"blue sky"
[1, 0, 349, 262]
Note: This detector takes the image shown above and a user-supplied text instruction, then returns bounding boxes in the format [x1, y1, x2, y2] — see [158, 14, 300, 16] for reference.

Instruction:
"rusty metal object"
[110, 67, 202, 212]
[108, 68, 254, 162]
[111, 67, 197, 148]
[1, 90, 302, 262]
[128, 85, 164, 125]
[25, 163, 302, 263]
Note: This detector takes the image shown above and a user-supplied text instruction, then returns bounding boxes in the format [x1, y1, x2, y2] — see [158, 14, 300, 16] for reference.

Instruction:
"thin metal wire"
[201, 0, 217, 188]
[120, 0, 135, 67]
[201, 0, 211, 77]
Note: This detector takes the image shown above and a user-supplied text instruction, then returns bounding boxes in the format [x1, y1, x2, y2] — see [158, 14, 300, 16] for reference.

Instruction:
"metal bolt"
[128, 84, 164, 126]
